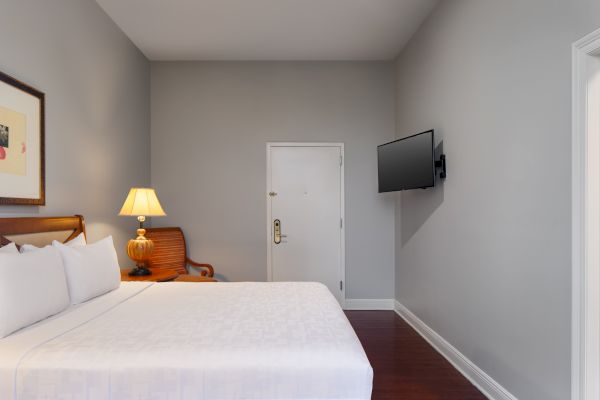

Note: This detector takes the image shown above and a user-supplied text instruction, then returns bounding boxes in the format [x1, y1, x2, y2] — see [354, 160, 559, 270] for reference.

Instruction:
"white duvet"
[0, 282, 373, 400]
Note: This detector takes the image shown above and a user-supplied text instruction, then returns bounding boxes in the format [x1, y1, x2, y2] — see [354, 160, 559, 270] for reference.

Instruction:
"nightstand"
[175, 275, 218, 282]
[120, 268, 179, 282]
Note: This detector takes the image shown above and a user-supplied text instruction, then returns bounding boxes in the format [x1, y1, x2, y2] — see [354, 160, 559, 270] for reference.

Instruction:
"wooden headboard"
[0, 215, 86, 247]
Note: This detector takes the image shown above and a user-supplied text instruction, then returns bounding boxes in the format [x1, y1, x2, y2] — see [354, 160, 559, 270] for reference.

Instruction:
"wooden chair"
[145, 227, 215, 281]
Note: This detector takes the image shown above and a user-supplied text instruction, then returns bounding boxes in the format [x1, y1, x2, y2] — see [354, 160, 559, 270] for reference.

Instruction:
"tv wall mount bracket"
[435, 154, 447, 179]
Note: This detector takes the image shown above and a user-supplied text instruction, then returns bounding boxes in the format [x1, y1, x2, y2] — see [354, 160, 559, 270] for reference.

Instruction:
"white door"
[267, 143, 345, 305]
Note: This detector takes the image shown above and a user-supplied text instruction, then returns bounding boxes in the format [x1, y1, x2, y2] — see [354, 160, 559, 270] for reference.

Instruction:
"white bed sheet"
[0, 281, 373, 400]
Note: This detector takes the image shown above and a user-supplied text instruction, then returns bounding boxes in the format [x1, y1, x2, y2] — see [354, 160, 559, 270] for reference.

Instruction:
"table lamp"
[119, 187, 166, 276]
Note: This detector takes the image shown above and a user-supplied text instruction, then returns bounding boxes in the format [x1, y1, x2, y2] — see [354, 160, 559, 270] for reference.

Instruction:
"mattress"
[0, 281, 373, 400]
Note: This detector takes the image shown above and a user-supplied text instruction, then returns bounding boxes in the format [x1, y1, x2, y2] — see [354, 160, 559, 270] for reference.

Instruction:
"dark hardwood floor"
[345, 311, 486, 400]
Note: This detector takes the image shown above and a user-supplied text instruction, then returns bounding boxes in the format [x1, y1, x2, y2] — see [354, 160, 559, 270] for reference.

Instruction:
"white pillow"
[67, 232, 87, 246]
[21, 232, 87, 253]
[53, 236, 120, 304]
[0, 242, 19, 254]
[0, 246, 70, 338]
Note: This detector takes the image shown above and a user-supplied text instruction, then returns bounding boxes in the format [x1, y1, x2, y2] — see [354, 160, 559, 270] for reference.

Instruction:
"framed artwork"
[0, 71, 44, 205]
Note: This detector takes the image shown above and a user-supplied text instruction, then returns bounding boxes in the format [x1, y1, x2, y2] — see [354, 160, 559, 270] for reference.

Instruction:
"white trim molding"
[394, 301, 517, 400]
[572, 27, 600, 400]
[344, 299, 395, 310]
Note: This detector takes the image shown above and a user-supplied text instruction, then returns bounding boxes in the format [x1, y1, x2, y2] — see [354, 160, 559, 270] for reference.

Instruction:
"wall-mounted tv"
[377, 130, 436, 192]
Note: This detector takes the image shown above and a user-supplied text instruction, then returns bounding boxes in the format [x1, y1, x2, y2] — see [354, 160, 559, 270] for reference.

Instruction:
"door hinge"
[340, 281, 343, 291]
[340, 155, 343, 166]
[340, 218, 343, 229]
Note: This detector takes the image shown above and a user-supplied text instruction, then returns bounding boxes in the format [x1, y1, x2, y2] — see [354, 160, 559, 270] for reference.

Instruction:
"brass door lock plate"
[274, 219, 281, 244]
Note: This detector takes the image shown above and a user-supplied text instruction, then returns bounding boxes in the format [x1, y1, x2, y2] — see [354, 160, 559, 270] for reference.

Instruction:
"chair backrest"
[145, 227, 188, 275]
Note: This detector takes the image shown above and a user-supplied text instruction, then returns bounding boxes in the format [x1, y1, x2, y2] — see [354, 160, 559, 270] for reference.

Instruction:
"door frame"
[572, 27, 600, 400]
[266, 142, 346, 306]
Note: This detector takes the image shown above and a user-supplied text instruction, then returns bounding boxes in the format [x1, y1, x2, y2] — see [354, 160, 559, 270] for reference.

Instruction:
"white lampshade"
[119, 188, 166, 217]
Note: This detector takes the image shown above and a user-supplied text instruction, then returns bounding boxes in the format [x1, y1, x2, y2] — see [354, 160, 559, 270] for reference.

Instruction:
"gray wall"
[151, 62, 396, 299]
[394, 1, 600, 399]
[0, 0, 150, 263]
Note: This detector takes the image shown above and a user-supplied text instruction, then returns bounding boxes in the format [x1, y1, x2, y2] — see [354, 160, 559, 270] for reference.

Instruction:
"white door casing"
[266, 143, 345, 306]
[572, 27, 600, 400]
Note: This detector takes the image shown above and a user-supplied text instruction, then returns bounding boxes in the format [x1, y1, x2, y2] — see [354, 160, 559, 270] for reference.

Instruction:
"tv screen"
[377, 130, 435, 192]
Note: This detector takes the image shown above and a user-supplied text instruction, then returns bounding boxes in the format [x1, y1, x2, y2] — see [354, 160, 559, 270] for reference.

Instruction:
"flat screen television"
[377, 130, 435, 192]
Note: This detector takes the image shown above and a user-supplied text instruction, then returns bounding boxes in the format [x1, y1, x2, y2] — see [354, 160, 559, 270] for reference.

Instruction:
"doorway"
[572, 27, 600, 400]
[266, 143, 345, 306]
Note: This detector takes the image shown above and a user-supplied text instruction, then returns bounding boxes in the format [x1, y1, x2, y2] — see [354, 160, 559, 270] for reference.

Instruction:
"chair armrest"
[186, 257, 214, 277]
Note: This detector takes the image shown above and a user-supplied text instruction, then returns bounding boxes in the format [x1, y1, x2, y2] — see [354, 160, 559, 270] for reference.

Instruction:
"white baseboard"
[394, 300, 518, 400]
[344, 298, 395, 310]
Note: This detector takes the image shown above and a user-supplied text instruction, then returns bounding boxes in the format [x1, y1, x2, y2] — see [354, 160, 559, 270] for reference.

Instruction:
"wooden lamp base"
[127, 227, 154, 276]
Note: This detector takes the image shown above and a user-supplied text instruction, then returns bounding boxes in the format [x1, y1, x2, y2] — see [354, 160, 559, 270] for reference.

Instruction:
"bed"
[0, 216, 373, 400]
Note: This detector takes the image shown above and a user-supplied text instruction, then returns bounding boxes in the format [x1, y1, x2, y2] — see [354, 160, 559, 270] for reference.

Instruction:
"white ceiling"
[95, 0, 438, 61]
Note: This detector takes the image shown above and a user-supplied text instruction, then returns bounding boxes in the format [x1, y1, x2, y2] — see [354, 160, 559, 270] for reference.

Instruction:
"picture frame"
[0, 71, 45, 205]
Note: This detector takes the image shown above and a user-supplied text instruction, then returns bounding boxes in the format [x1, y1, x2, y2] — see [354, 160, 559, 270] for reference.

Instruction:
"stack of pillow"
[0, 234, 121, 338]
